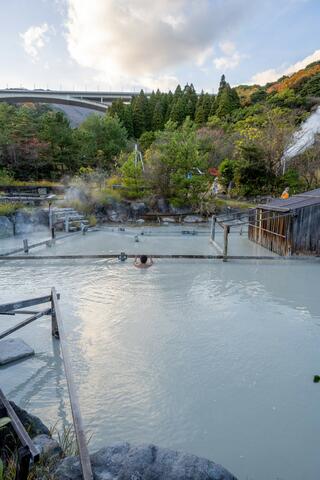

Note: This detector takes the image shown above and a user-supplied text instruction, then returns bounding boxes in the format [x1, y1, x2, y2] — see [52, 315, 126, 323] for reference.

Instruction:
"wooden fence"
[0, 290, 93, 480]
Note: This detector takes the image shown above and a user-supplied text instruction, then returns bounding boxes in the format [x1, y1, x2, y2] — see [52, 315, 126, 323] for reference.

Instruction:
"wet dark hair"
[140, 255, 148, 264]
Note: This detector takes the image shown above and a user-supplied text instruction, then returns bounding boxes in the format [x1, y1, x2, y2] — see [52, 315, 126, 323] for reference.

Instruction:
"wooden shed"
[248, 188, 320, 256]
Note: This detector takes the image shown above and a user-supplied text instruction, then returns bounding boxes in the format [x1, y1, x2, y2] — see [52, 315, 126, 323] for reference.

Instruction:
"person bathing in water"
[134, 255, 153, 268]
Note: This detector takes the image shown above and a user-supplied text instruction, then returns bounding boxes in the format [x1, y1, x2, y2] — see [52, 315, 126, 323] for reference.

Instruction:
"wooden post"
[0, 309, 51, 340]
[15, 446, 31, 480]
[48, 203, 53, 230]
[0, 294, 53, 314]
[223, 225, 230, 262]
[23, 239, 29, 253]
[210, 215, 216, 241]
[51, 288, 93, 480]
[0, 389, 39, 461]
[51, 227, 56, 246]
[51, 294, 59, 338]
[258, 208, 262, 244]
[12, 216, 16, 236]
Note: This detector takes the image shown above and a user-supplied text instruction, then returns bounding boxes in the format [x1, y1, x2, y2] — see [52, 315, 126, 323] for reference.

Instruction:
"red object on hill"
[208, 167, 219, 176]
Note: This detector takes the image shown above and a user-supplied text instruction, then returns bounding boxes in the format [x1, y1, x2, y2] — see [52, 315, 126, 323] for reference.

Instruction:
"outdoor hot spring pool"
[0, 225, 319, 480]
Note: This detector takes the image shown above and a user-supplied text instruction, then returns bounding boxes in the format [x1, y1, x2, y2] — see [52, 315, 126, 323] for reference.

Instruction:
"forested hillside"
[0, 61, 320, 207]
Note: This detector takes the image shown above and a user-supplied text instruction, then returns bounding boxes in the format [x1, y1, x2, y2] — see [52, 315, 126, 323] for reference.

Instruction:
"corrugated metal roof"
[258, 188, 320, 212]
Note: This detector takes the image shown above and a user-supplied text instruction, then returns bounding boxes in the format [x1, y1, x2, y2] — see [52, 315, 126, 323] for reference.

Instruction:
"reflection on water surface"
[0, 227, 319, 480]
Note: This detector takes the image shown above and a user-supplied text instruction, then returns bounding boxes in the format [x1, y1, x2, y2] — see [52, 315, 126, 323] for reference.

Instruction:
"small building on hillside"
[248, 188, 320, 256]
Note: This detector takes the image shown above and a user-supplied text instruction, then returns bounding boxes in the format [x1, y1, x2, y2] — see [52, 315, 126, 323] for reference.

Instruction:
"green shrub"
[88, 214, 97, 227]
[275, 168, 304, 194]
[0, 169, 14, 185]
[0, 203, 22, 216]
[219, 159, 236, 187]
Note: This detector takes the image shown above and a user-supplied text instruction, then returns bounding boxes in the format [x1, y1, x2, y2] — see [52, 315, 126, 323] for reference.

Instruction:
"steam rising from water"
[284, 106, 320, 160]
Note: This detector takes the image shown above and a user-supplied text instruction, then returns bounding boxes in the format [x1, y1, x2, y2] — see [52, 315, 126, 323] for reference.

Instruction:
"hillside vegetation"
[266, 61, 320, 94]
[0, 61, 320, 209]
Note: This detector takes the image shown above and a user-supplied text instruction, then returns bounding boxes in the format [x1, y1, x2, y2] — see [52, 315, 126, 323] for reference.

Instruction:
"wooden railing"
[0, 290, 93, 480]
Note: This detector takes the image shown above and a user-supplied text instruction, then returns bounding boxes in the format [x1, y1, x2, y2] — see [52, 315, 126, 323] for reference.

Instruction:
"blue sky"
[0, 0, 319, 92]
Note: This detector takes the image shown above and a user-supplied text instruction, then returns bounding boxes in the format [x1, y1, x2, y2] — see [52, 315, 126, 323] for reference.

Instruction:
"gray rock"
[33, 434, 62, 458]
[55, 442, 237, 480]
[0, 338, 34, 365]
[169, 206, 191, 215]
[0, 401, 50, 456]
[0, 216, 13, 237]
[183, 215, 204, 223]
[108, 210, 121, 222]
[131, 202, 147, 215]
[31, 209, 49, 227]
[14, 211, 33, 234]
[157, 198, 169, 213]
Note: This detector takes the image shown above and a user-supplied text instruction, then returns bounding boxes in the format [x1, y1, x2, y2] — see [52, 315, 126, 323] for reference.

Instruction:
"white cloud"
[140, 75, 179, 91]
[196, 46, 215, 67]
[20, 23, 54, 61]
[213, 41, 247, 70]
[65, 0, 250, 89]
[251, 49, 320, 85]
[219, 40, 236, 56]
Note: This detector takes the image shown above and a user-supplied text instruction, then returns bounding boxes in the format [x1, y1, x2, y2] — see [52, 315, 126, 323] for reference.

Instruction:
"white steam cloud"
[65, 0, 250, 89]
[284, 107, 320, 160]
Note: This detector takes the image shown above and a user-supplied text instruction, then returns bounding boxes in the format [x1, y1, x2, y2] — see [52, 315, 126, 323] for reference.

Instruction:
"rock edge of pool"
[1, 401, 238, 480]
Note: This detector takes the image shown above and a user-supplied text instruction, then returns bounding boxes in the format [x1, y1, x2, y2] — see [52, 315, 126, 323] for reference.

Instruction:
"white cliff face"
[284, 106, 320, 159]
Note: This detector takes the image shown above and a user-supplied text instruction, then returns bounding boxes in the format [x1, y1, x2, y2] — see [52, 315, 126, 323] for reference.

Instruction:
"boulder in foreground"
[56, 442, 237, 480]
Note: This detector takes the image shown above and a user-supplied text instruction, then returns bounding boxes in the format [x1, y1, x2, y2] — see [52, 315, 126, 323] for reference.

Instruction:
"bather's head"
[140, 255, 148, 264]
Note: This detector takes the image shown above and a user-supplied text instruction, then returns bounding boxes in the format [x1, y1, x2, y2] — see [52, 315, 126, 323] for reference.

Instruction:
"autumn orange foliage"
[267, 63, 320, 94]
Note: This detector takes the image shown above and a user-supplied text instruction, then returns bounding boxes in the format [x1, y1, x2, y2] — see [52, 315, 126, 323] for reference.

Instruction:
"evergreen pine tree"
[170, 96, 187, 125]
[214, 75, 241, 118]
[122, 105, 134, 138]
[186, 99, 195, 119]
[209, 95, 217, 117]
[194, 91, 205, 125]
[202, 93, 212, 121]
[194, 104, 205, 125]
[109, 99, 125, 120]
[184, 83, 197, 119]
[173, 84, 183, 100]
[218, 74, 227, 95]
[148, 91, 157, 127]
[152, 101, 164, 130]
[216, 85, 240, 118]
[165, 91, 174, 122]
[132, 91, 147, 138]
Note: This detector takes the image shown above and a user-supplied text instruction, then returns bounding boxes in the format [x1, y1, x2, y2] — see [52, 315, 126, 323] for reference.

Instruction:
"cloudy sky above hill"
[1, 0, 319, 92]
